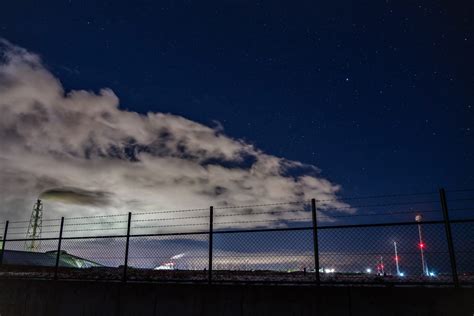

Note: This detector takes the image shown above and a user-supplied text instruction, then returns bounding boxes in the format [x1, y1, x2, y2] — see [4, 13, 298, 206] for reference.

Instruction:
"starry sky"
[1, 0, 473, 196]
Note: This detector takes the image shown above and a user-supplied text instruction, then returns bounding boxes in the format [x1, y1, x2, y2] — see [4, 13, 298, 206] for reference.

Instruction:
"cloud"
[0, 39, 352, 232]
[40, 188, 112, 206]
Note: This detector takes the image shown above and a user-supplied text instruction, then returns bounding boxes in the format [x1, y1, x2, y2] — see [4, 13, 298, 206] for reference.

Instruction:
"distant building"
[154, 262, 175, 270]
[1, 250, 102, 268]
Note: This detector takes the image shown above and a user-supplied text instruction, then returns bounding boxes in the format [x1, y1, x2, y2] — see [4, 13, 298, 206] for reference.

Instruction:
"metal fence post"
[54, 217, 65, 280]
[439, 188, 459, 287]
[0, 221, 9, 265]
[123, 212, 132, 282]
[208, 206, 214, 284]
[311, 199, 320, 285]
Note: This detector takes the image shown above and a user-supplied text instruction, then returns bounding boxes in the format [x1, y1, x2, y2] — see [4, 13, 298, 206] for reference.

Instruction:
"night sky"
[2, 0, 472, 197]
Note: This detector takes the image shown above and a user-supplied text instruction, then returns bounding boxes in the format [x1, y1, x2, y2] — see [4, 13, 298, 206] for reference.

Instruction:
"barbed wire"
[214, 209, 305, 217]
[3, 209, 443, 231]
[319, 250, 450, 256]
[447, 198, 474, 202]
[2, 191, 473, 226]
[2, 208, 459, 233]
[6, 227, 127, 235]
[6, 232, 36, 235]
[214, 218, 312, 225]
[319, 200, 440, 210]
[66, 213, 129, 221]
[445, 188, 474, 193]
[132, 215, 209, 223]
[64, 220, 129, 227]
[133, 208, 210, 216]
[132, 223, 209, 229]
[314, 191, 438, 203]
[318, 210, 441, 219]
[8, 218, 60, 224]
[213, 201, 307, 210]
[3, 208, 471, 234]
[61, 227, 127, 233]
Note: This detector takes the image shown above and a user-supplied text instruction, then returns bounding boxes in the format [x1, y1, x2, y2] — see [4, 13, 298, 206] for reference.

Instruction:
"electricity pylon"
[25, 199, 43, 251]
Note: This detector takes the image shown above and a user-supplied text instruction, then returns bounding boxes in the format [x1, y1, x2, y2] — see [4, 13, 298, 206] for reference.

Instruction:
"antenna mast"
[25, 199, 43, 251]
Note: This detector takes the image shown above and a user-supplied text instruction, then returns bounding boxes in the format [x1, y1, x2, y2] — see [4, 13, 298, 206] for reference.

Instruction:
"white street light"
[415, 214, 429, 276]
[393, 241, 401, 276]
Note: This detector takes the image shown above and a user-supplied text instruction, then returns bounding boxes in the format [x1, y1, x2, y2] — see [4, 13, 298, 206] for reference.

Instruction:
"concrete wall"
[0, 279, 472, 316]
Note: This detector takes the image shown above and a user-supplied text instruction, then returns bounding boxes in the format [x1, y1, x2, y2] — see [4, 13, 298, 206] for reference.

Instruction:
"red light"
[419, 243, 425, 249]
[394, 256, 399, 261]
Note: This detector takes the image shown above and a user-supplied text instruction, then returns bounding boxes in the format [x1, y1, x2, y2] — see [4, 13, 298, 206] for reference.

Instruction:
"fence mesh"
[213, 229, 314, 282]
[451, 222, 474, 285]
[319, 222, 451, 284]
[57, 237, 127, 280]
[128, 234, 209, 282]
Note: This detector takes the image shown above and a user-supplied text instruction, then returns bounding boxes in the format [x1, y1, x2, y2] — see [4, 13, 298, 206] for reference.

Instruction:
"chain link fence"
[0, 188, 472, 286]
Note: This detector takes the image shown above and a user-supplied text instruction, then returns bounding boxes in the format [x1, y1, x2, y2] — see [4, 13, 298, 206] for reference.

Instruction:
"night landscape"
[0, 0, 473, 315]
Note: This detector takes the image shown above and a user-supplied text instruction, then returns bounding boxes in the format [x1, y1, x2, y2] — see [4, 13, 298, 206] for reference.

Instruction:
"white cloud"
[0, 39, 352, 233]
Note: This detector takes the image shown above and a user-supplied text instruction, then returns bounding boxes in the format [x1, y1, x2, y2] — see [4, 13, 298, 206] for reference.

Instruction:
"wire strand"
[132, 223, 209, 229]
[319, 210, 441, 218]
[214, 218, 312, 225]
[214, 210, 305, 217]
[213, 201, 307, 210]
[315, 191, 437, 203]
[319, 200, 439, 210]
[133, 208, 210, 216]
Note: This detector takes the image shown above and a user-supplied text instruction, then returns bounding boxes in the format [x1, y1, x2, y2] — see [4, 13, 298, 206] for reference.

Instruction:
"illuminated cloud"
[0, 39, 352, 230]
